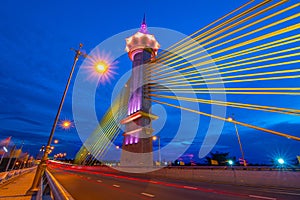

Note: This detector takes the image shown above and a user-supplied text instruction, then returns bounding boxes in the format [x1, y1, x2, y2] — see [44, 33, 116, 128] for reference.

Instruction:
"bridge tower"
[120, 16, 160, 167]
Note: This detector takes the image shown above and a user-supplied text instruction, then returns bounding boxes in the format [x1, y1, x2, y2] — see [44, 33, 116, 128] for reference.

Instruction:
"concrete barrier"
[0, 167, 35, 184]
[149, 167, 300, 188]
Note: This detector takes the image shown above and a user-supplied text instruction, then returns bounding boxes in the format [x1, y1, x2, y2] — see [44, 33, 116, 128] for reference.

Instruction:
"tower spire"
[142, 13, 146, 24]
[139, 14, 148, 33]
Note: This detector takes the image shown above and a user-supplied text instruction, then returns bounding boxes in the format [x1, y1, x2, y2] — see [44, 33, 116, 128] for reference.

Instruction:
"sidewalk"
[0, 169, 36, 200]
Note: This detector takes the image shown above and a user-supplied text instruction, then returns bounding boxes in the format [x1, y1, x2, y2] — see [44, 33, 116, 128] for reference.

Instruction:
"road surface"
[48, 164, 300, 200]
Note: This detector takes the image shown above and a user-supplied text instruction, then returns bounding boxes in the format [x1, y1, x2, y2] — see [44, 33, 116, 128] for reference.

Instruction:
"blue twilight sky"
[0, 0, 299, 164]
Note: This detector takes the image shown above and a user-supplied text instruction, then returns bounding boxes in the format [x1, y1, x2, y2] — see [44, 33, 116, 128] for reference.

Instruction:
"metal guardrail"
[36, 169, 74, 200]
[0, 167, 35, 184]
[112, 165, 300, 171]
[160, 165, 300, 171]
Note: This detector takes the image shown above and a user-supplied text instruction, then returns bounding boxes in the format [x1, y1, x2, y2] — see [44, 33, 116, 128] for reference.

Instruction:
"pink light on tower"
[134, 135, 139, 144]
[139, 14, 148, 34]
[129, 136, 133, 144]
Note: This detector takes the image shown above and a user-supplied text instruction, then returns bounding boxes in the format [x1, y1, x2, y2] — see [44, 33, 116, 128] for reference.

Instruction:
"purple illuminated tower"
[120, 16, 160, 167]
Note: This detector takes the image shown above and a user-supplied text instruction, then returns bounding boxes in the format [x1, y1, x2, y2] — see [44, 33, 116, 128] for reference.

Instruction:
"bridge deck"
[0, 169, 36, 200]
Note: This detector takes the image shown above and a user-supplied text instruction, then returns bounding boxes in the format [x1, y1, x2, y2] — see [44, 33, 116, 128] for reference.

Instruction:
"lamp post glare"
[83, 51, 118, 84]
[95, 62, 108, 73]
[27, 43, 87, 194]
[152, 136, 161, 165]
[277, 158, 285, 165]
[228, 116, 247, 167]
[59, 119, 73, 130]
[228, 160, 234, 166]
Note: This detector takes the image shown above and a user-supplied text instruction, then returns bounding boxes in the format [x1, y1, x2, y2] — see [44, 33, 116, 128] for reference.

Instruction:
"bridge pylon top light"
[125, 15, 160, 61]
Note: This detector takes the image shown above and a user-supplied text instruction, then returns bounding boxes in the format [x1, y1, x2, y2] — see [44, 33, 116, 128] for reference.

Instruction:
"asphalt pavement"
[48, 165, 300, 200]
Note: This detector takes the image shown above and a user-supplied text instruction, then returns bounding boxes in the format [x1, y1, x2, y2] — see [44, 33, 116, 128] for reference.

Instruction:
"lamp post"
[0, 146, 8, 165]
[152, 136, 161, 165]
[227, 116, 247, 167]
[27, 43, 87, 194]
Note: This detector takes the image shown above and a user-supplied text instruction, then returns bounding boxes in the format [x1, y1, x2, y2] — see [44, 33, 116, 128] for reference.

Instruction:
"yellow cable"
[150, 94, 300, 116]
[158, 0, 290, 65]
[150, 98, 300, 141]
[158, 0, 273, 63]
[151, 16, 300, 77]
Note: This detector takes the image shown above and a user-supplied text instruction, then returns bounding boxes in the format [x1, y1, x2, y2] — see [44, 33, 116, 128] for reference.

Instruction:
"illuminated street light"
[59, 119, 73, 130]
[95, 61, 108, 74]
[228, 116, 247, 167]
[83, 50, 118, 84]
[277, 158, 285, 165]
[228, 160, 234, 166]
[152, 136, 161, 165]
[227, 117, 233, 122]
[54, 139, 59, 144]
[116, 145, 120, 149]
[39, 146, 45, 152]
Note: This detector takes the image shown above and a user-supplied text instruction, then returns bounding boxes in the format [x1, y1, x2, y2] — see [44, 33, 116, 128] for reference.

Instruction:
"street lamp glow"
[82, 49, 118, 84]
[54, 139, 59, 144]
[116, 145, 120, 149]
[227, 117, 233, 122]
[277, 158, 285, 165]
[95, 62, 108, 73]
[59, 119, 73, 130]
[152, 136, 161, 164]
[228, 160, 234, 165]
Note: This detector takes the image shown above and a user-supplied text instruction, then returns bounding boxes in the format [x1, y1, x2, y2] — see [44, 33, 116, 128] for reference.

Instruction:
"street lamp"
[95, 62, 108, 73]
[59, 119, 73, 130]
[228, 160, 234, 166]
[227, 116, 247, 167]
[277, 158, 285, 165]
[152, 136, 161, 165]
[27, 43, 88, 194]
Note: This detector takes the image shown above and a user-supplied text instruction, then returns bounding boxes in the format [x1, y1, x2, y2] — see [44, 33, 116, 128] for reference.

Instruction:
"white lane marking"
[113, 184, 120, 188]
[274, 192, 300, 196]
[141, 192, 155, 198]
[249, 195, 277, 200]
[149, 181, 158, 184]
[97, 180, 102, 183]
[183, 186, 198, 190]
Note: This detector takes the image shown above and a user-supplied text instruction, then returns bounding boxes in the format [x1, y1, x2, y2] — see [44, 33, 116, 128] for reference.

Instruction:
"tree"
[205, 151, 231, 166]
